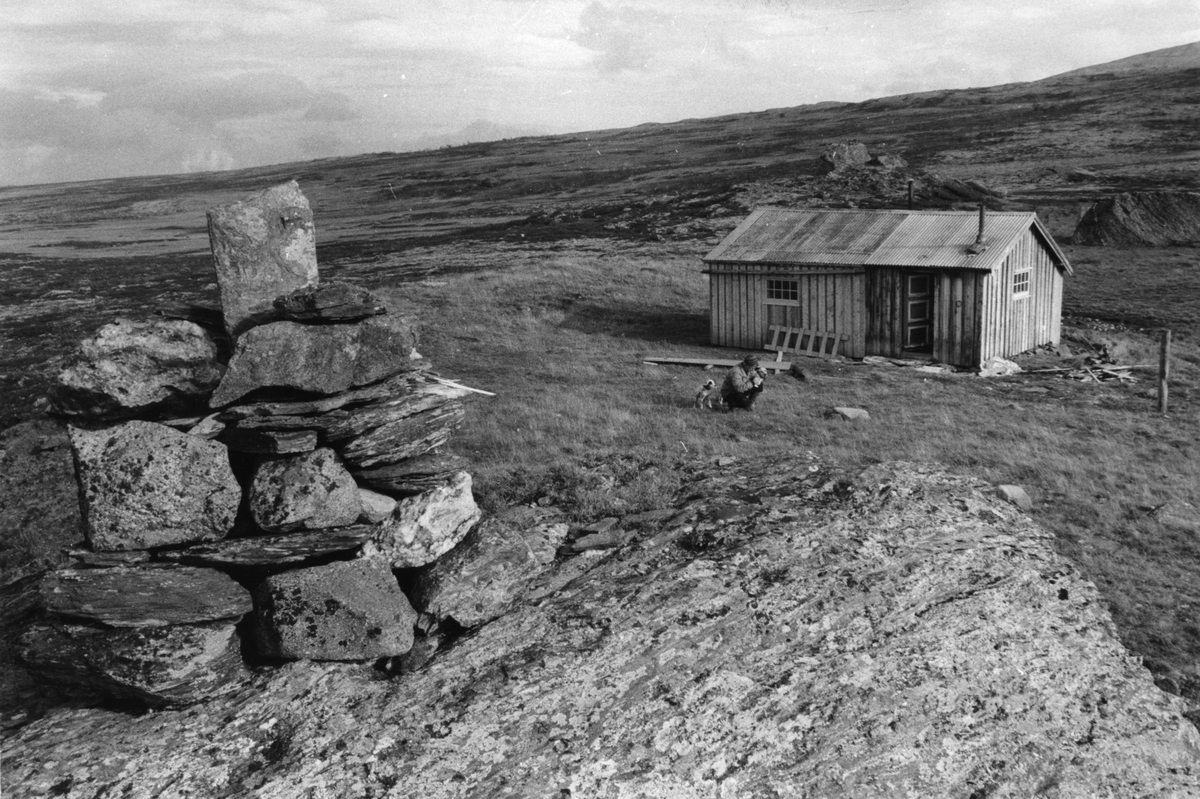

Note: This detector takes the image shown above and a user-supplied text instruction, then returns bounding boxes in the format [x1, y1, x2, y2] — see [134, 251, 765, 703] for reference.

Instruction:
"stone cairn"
[16, 181, 495, 706]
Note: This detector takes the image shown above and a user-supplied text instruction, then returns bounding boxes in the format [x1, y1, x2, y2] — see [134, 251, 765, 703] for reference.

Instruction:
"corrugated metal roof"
[705, 208, 1071, 272]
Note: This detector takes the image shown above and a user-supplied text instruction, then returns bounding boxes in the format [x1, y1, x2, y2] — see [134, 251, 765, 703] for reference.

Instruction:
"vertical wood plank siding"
[708, 264, 866, 357]
[707, 241, 1060, 366]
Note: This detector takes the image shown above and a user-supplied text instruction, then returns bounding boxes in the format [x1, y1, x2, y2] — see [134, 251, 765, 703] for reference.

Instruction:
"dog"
[694, 379, 720, 409]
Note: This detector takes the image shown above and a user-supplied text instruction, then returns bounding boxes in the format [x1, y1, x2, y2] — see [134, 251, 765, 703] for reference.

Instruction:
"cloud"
[102, 72, 318, 121]
[570, 2, 675, 72]
[303, 90, 360, 122]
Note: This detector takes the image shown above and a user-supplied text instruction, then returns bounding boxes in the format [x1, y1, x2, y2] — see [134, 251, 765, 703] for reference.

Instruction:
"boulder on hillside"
[69, 421, 240, 551]
[19, 619, 248, 707]
[816, 142, 871, 174]
[409, 511, 570, 628]
[207, 180, 319, 338]
[248, 448, 362, 533]
[364, 471, 481, 568]
[252, 559, 416, 661]
[50, 318, 223, 420]
[1070, 191, 1200, 246]
[209, 315, 419, 407]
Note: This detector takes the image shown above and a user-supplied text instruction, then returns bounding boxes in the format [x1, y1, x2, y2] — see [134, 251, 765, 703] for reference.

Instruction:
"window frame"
[1012, 269, 1031, 298]
[766, 278, 799, 305]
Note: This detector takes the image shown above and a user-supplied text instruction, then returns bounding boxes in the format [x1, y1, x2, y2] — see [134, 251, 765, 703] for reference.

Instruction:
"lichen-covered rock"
[252, 559, 416, 661]
[248, 448, 361, 533]
[50, 317, 223, 420]
[409, 511, 569, 627]
[69, 421, 240, 551]
[364, 471, 481, 568]
[18, 619, 249, 706]
[207, 180, 318, 337]
[209, 315, 418, 407]
[31, 566, 252, 627]
[5, 459, 1199, 797]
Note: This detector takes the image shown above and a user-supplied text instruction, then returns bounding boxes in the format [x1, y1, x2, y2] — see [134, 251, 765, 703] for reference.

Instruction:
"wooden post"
[1158, 329, 1171, 413]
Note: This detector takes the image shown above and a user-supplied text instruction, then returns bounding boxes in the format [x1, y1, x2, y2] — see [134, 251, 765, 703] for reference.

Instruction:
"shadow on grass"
[559, 301, 709, 346]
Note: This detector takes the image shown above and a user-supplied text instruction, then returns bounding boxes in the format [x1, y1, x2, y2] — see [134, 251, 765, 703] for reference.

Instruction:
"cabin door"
[903, 272, 933, 354]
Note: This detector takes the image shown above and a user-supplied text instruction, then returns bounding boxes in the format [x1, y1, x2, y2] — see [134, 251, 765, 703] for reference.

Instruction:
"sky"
[2, 0, 1197, 187]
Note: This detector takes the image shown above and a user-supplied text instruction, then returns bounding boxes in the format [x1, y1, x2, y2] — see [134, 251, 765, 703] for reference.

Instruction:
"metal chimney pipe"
[976, 204, 985, 243]
[907, 180, 913, 210]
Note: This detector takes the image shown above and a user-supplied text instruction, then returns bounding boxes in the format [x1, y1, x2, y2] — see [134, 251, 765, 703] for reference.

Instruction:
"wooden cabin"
[703, 208, 1072, 369]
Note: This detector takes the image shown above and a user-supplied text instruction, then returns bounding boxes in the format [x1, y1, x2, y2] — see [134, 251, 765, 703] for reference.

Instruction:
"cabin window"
[766, 279, 799, 303]
[1013, 269, 1031, 297]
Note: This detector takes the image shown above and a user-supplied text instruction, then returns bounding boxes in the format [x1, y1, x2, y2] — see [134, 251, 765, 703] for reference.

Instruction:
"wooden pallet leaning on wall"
[765, 325, 849, 361]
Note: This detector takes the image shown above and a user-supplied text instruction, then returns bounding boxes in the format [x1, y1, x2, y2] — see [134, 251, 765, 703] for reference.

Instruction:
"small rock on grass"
[995, 484, 1033, 511]
[828, 407, 870, 421]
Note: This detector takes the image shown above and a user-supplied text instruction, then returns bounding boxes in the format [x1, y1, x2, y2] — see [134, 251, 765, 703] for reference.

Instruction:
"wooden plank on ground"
[642, 357, 793, 372]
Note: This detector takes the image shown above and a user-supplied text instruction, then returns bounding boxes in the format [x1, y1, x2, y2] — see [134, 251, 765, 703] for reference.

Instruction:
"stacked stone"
[21, 182, 480, 706]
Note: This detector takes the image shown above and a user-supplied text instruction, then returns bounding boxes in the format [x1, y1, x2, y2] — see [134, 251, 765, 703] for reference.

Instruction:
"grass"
[363, 238, 1200, 707]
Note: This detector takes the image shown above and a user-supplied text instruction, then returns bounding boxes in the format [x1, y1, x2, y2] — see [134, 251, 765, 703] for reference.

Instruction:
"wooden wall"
[865, 267, 986, 367]
[708, 232, 1064, 368]
[977, 230, 1064, 363]
[707, 262, 866, 357]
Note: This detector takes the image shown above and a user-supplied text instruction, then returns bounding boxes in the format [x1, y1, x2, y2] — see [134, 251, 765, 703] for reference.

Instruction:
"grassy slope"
[356, 238, 1200, 709]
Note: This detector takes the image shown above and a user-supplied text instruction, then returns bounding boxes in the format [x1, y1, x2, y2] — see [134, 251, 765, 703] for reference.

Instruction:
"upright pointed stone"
[207, 181, 318, 338]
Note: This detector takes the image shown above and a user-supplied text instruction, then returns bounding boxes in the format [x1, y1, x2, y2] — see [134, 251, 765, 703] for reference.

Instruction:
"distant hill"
[1052, 40, 1200, 77]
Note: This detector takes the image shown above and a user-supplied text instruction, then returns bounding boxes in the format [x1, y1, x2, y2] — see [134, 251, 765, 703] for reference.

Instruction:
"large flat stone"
[33, 566, 252, 627]
[252, 559, 416, 661]
[50, 318, 223, 420]
[351, 452, 469, 495]
[19, 619, 249, 707]
[209, 315, 419, 407]
[364, 471, 481, 568]
[69, 421, 240, 551]
[207, 180, 318, 337]
[157, 525, 376, 573]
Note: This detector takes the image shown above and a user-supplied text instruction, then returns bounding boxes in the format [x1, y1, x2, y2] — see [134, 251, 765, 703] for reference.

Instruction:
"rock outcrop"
[1071, 191, 1200, 246]
[4, 459, 1198, 797]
